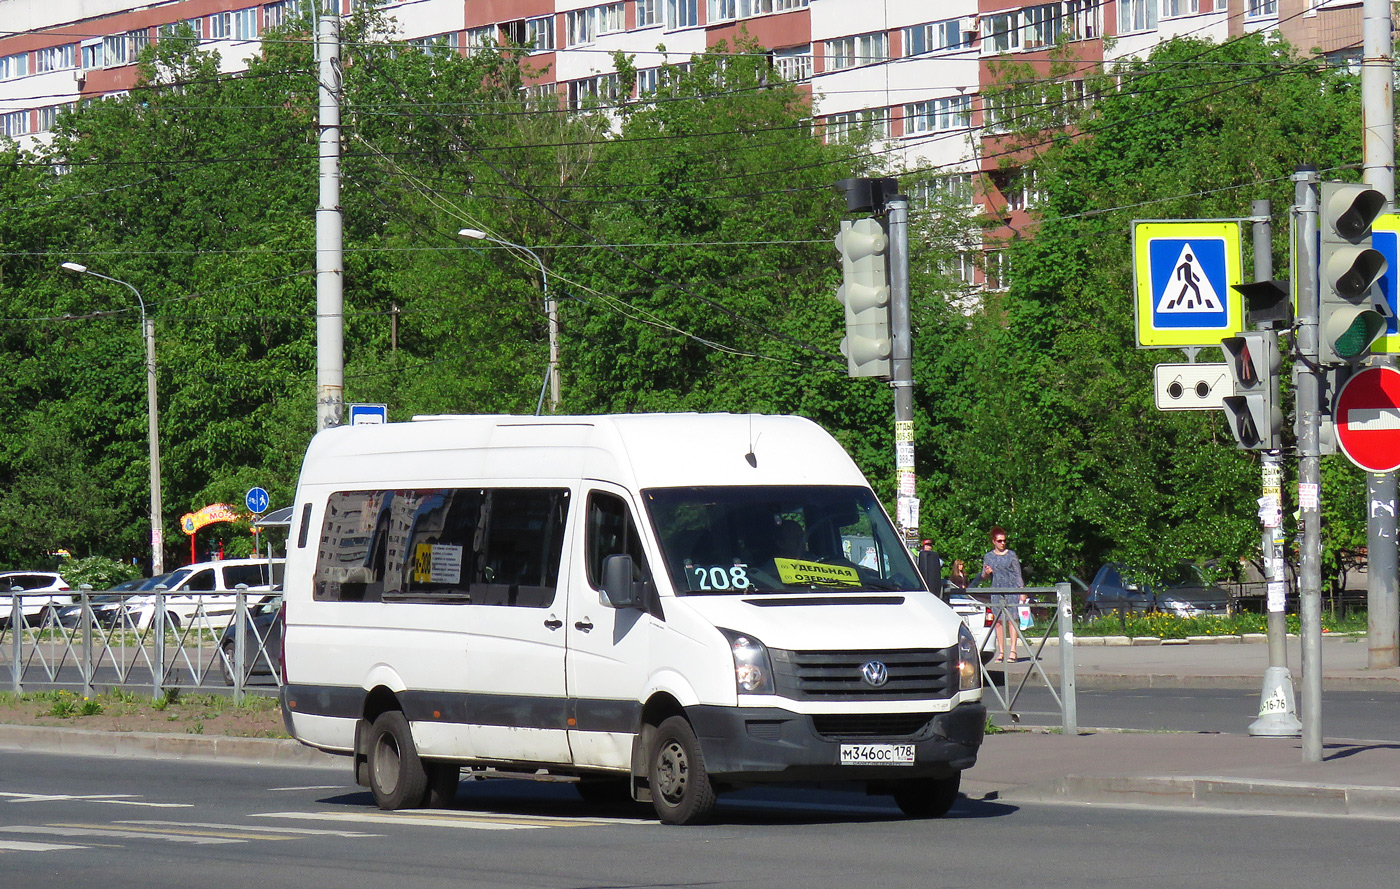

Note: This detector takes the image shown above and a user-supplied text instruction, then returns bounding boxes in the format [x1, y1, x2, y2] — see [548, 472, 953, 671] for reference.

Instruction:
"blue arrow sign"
[245, 487, 269, 515]
[1369, 217, 1400, 354]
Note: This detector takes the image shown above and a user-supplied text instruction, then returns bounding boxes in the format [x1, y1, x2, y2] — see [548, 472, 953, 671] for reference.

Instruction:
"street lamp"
[61, 262, 165, 576]
[458, 228, 560, 415]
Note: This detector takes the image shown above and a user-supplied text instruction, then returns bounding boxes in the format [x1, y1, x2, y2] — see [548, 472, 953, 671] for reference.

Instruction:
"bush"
[61, 555, 140, 590]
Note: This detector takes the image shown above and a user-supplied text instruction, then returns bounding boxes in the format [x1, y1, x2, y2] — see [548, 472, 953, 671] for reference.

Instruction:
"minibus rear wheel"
[368, 711, 429, 810]
[647, 716, 717, 825]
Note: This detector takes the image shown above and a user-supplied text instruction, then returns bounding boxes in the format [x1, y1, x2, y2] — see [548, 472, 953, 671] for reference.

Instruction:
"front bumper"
[686, 701, 986, 784]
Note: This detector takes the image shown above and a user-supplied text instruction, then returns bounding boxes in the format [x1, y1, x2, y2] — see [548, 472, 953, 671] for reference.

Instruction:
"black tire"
[367, 711, 429, 810]
[647, 716, 717, 825]
[575, 777, 634, 807]
[424, 763, 460, 808]
[891, 773, 961, 819]
[218, 642, 236, 686]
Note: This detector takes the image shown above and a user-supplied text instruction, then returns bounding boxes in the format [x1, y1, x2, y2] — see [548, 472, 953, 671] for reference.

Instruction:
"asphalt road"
[0, 751, 1394, 888]
[997, 686, 1400, 741]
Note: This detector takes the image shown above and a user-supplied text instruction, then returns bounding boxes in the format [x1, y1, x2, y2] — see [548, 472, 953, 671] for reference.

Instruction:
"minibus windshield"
[642, 485, 927, 595]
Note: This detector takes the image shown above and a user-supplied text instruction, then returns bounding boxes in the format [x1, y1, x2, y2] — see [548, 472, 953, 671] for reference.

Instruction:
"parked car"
[0, 571, 74, 625]
[123, 559, 284, 630]
[58, 575, 173, 629]
[947, 590, 997, 664]
[217, 593, 284, 685]
[1085, 563, 1231, 618]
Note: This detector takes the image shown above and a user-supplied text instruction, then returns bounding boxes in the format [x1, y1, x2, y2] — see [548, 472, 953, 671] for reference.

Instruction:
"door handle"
[574, 619, 593, 632]
[544, 617, 563, 630]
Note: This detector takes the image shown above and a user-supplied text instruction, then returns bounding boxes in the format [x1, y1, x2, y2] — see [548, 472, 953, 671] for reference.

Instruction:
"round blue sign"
[245, 487, 270, 514]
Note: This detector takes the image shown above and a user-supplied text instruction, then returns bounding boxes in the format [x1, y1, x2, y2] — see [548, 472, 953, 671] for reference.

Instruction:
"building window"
[264, 0, 313, 30]
[825, 32, 888, 71]
[36, 45, 76, 73]
[465, 26, 496, 49]
[824, 108, 890, 143]
[1064, 0, 1098, 39]
[1022, 5, 1061, 49]
[208, 12, 232, 40]
[636, 0, 662, 27]
[984, 250, 1008, 291]
[911, 174, 976, 209]
[81, 40, 103, 70]
[1001, 167, 1041, 212]
[159, 20, 203, 45]
[1, 110, 28, 137]
[409, 32, 460, 56]
[101, 30, 148, 68]
[234, 8, 259, 40]
[904, 19, 972, 56]
[1161, 0, 1199, 18]
[1246, 0, 1277, 16]
[36, 104, 72, 132]
[983, 12, 1019, 54]
[637, 67, 661, 94]
[667, 0, 699, 29]
[567, 73, 620, 110]
[709, 0, 736, 22]
[526, 17, 555, 50]
[0, 52, 28, 80]
[1119, 0, 1157, 32]
[904, 96, 972, 134]
[771, 45, 812, 82]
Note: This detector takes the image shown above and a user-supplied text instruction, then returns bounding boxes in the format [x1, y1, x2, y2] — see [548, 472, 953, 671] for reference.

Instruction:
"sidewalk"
[1, 636, 1397, 820]
[969, 635, 1400, 818]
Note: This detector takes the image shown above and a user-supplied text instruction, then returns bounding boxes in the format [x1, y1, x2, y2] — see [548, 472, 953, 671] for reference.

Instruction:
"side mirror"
[601, 554, 641, 609]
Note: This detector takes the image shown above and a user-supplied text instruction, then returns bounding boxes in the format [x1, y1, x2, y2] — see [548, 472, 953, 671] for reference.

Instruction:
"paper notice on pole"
[896, 442, 915, 468]
[1257, 494, 1281, 528]
[895, 420, 914, 443]
[898, 470, 916, 496]
[1298, 483, 1319, 512]
[897, 496, 920, 530]
[1267, 581, 1286, 613]
[1259, 683, 1290, 715]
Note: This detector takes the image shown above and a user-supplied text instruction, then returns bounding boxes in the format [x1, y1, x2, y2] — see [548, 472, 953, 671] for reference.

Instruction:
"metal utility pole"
[1246, 200, 1301, 738]
[315, 3, 344, 431]
[62, 263, 164, 576]
[1293, 166, 1324, 763]
[1361, 0, 1398, 669]
[886, 194, 918, 549]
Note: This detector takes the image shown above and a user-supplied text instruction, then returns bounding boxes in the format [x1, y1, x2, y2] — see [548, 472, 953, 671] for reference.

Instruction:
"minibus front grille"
[810, 713, 934, 738]
[770, 646, 956, 701]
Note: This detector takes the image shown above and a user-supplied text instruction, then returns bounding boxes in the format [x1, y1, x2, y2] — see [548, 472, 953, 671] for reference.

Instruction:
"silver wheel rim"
[656, 738, 688, 804]
[373, 733, 401, 795]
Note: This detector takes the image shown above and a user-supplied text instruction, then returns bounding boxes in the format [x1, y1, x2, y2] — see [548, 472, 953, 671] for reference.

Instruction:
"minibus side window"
[585, 491, 651, 590]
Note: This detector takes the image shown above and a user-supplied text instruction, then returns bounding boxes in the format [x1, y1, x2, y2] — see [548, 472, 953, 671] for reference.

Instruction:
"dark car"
[216, 593, 283, 685]
[1085, 563, 1231, 618]
[58, 574, 177, 629]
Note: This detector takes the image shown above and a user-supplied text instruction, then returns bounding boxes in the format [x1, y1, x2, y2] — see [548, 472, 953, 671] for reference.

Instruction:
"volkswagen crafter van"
[279, 414, 984, 824]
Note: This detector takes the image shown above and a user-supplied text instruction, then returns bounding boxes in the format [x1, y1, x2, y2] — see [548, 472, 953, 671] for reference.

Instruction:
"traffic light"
[834, 217, 892, 378]
[1221, 331, 1282, 450]
[1318, 182, 1388, 364]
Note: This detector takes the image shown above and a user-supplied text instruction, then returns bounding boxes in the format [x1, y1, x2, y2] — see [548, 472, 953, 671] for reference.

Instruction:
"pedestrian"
[978, 526, 1024, 662]
[948, 559, 969, 590]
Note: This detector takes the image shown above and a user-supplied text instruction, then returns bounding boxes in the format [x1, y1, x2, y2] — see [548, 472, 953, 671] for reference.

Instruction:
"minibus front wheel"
[648, 716, 717, 825]
[367, 710, 428, 810]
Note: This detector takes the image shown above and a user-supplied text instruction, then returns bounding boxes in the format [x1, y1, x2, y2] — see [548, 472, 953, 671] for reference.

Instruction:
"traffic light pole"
[1361, 0, 1398, 669]
[887, 195, 918, 549]
[1293, 165, 1325, 763]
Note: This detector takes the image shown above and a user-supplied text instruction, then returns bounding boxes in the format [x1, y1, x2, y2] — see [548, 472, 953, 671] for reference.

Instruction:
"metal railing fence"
[2, 585, 282, 702]
[964, 582, 1077, 735]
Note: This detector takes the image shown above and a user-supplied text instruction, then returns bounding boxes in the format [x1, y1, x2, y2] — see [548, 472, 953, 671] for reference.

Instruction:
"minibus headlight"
[719, 628, 775, 695]
[956, 624, 980, 691]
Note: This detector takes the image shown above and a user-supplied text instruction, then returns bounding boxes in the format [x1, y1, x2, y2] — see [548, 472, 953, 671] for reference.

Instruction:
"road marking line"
[255, 810, 651, 830]
[0, 791, 187, 808]
[269, 785, 345, 792]
[51, 821, 302, 842]
[0, 840, 87, 852]
[0, 826, 243, 845]
[120, 820, 378, 837]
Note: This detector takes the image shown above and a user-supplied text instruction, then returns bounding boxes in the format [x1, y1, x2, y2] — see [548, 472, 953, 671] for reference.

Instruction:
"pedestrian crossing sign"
[1133, 221, 1244, 348]
[1367, 213, 1400, 355]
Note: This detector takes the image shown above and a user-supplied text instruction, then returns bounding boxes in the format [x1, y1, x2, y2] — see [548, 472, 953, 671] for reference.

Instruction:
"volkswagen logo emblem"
[861, 660, 889, 687]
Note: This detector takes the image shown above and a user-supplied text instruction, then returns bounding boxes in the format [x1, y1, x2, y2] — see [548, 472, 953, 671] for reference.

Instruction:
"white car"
[947, 591, 997, 665]
[123, 558, 284, 630]
[0, 571, 74, 626]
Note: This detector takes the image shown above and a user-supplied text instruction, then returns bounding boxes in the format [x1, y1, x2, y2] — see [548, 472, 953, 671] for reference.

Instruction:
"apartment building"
[0, 0, 1382, 289]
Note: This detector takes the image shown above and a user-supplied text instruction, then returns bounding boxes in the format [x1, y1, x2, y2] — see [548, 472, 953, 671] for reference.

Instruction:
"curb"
[994, 774, 1400, 818]
[1004, 670, 1400, 692]
[0, 723, 343, 768]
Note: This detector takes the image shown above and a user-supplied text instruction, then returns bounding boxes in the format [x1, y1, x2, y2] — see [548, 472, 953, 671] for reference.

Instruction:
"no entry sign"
[1335, 366, 1400, 473]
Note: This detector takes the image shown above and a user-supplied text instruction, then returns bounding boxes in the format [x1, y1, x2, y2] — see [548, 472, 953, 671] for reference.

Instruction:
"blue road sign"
[1133, 221, 1243, 348]
[245, 486, 270, 514]
[347, 403, 388, 425]
[1368, 215, 1400, 355]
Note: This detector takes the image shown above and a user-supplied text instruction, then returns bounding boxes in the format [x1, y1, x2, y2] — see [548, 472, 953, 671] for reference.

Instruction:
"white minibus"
[279, 413, 984, 824]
